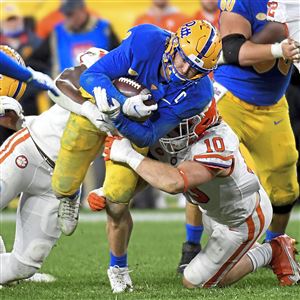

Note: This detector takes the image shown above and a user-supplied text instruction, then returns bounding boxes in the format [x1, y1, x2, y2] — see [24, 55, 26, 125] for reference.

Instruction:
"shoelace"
[60, 200, 79, 220]
[111, 266, 133, 285]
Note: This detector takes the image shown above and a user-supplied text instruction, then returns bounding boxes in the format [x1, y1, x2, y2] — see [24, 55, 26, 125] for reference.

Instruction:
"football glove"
[27, 67, 59, 96]
[0, 96, 24, 117]
[122, 94, 157, 119]
[87, 188, 106, 211]
[80, 101, 115, 135]
[94, 87, 121, 119]
[104, 136, 144, 171]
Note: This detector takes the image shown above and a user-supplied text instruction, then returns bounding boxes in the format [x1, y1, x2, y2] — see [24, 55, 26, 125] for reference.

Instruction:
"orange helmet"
[160, 99, 219, 154]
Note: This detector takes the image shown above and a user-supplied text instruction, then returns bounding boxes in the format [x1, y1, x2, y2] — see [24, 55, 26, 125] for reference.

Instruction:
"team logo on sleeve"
[15, 155, 28, 169]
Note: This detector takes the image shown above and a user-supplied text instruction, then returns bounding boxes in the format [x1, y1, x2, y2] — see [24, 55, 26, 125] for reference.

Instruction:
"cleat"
[177, 242, 201, 274]
[24, 273, 56, 283]
[269, 234, 300, 286]
[107, 266, 133, 293]
[58, 193, 80, 236]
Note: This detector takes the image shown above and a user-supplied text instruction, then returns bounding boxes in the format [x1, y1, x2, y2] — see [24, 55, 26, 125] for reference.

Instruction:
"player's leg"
[52, 112, 105, 235]
[183, 189, 272, 288]
[0, 192, 60, 284]
[218, 93, 299, 241]
[177, 202, 203, 274]
[241, 97, 299, 241]
[102, 151, 148, 293]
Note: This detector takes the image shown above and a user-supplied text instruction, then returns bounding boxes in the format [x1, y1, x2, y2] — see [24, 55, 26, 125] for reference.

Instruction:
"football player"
[103, 99, 300, 288]
[0, 47, 111, 286]
[49, 20, 222, 293]
[178, 0, 300, 273]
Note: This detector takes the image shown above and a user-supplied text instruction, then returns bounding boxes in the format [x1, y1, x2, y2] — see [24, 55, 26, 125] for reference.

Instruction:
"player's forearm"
[135, 157, 184, 194]
[238, 41, 275, 66]
[80, 71, 127, 104]
[113, 115, 158, 147]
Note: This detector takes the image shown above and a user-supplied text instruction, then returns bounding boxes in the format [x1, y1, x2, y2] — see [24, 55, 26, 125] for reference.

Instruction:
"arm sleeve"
[112, 107, 181, 147]
[0, 52, 32, 82]
[79, 42, 132, 105]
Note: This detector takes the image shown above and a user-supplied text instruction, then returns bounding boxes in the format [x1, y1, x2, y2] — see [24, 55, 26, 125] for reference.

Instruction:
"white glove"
[0, 96, 24, 117]
[122, 94, 157, 118]
[104, 136, 145, 170]
[76, 47, 108, 68]
[27, 67, 59, 96]
[80, 101, 115, 134]
[93, 87, 121, 119]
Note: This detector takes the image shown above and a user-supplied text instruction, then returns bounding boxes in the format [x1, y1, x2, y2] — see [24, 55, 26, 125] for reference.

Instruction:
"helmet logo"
[180, 27, 192, 38]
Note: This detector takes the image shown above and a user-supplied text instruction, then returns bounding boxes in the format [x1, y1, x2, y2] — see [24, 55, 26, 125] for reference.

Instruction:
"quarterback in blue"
[80, 21, 221, 147]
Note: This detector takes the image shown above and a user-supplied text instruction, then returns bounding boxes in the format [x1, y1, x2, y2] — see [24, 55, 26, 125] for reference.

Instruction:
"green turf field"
[0, 209, 299, 300]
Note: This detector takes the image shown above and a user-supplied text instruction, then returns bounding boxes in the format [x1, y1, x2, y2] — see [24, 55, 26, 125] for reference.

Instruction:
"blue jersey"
[214, 0, 292, 105]
[80, 24, 213, 147]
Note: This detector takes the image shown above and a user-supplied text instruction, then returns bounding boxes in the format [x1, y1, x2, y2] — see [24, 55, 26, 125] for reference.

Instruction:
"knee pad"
[16, 239, 53, 269]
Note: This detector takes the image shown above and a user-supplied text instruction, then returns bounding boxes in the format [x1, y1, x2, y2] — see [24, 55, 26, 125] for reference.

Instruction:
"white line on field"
[1, 211, 300, 223]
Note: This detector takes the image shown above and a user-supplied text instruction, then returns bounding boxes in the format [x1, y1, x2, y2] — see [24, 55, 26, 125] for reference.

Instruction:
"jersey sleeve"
[112, 104, 181, 147]
[192, 123, 239, 170]
[218, 0, 251, 23]
[0, 52, 32, 82]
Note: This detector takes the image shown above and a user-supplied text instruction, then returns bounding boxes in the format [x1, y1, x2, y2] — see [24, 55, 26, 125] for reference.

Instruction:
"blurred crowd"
[1, 0, 299, 208]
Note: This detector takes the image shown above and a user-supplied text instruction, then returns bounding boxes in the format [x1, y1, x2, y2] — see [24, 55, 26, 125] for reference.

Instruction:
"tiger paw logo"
[15, 155, 28, 169]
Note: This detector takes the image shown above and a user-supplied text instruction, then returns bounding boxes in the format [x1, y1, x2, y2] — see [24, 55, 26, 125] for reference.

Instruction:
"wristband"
[271, 42, 284, 58]
[127, 150, 145, 171]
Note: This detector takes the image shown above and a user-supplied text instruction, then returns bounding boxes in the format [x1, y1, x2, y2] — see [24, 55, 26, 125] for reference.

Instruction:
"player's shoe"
[24, 273, 56, 283]
[107, 266, 133, 293]
[177, 241, 201, 274]
[58, 193, 80, 236]
[269, 234, 300, 286]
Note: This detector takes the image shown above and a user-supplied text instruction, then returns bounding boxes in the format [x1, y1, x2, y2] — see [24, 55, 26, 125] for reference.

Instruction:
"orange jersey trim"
[0, 128, 30, 163]
[203, 201, 265, 287]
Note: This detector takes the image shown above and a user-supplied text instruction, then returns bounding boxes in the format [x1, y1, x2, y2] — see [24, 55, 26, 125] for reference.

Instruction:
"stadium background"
[0, 1, 300, 298]
[0, 0, 199, 38]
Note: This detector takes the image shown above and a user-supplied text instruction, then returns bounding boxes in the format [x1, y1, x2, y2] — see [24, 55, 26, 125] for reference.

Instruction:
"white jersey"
[25, 104, 70, 162]
[150, 122, 261, 227]
[267, 0, 300, 72]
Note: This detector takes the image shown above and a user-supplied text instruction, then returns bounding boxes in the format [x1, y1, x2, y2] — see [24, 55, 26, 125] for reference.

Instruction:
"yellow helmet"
[162, 20, 222, 82]
[0, 45, 27, 100]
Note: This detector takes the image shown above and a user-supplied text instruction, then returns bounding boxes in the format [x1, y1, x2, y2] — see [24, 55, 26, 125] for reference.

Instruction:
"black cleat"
[177, 241, 201, 274]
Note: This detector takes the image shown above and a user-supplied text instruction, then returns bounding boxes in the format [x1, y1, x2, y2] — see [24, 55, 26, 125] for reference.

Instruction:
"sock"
[109, 252, 127, 268]
[265, 229, 282, 242]
[186, 223, 204, 245]
[247, 243, 272, 271]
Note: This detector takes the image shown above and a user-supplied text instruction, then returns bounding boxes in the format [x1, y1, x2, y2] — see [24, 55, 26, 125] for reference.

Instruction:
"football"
[0, 45, 27, 101]
[113, 77, 156, 107]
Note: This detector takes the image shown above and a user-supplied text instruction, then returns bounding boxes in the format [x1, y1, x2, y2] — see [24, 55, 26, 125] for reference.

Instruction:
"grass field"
[1, 209, 300, 300]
